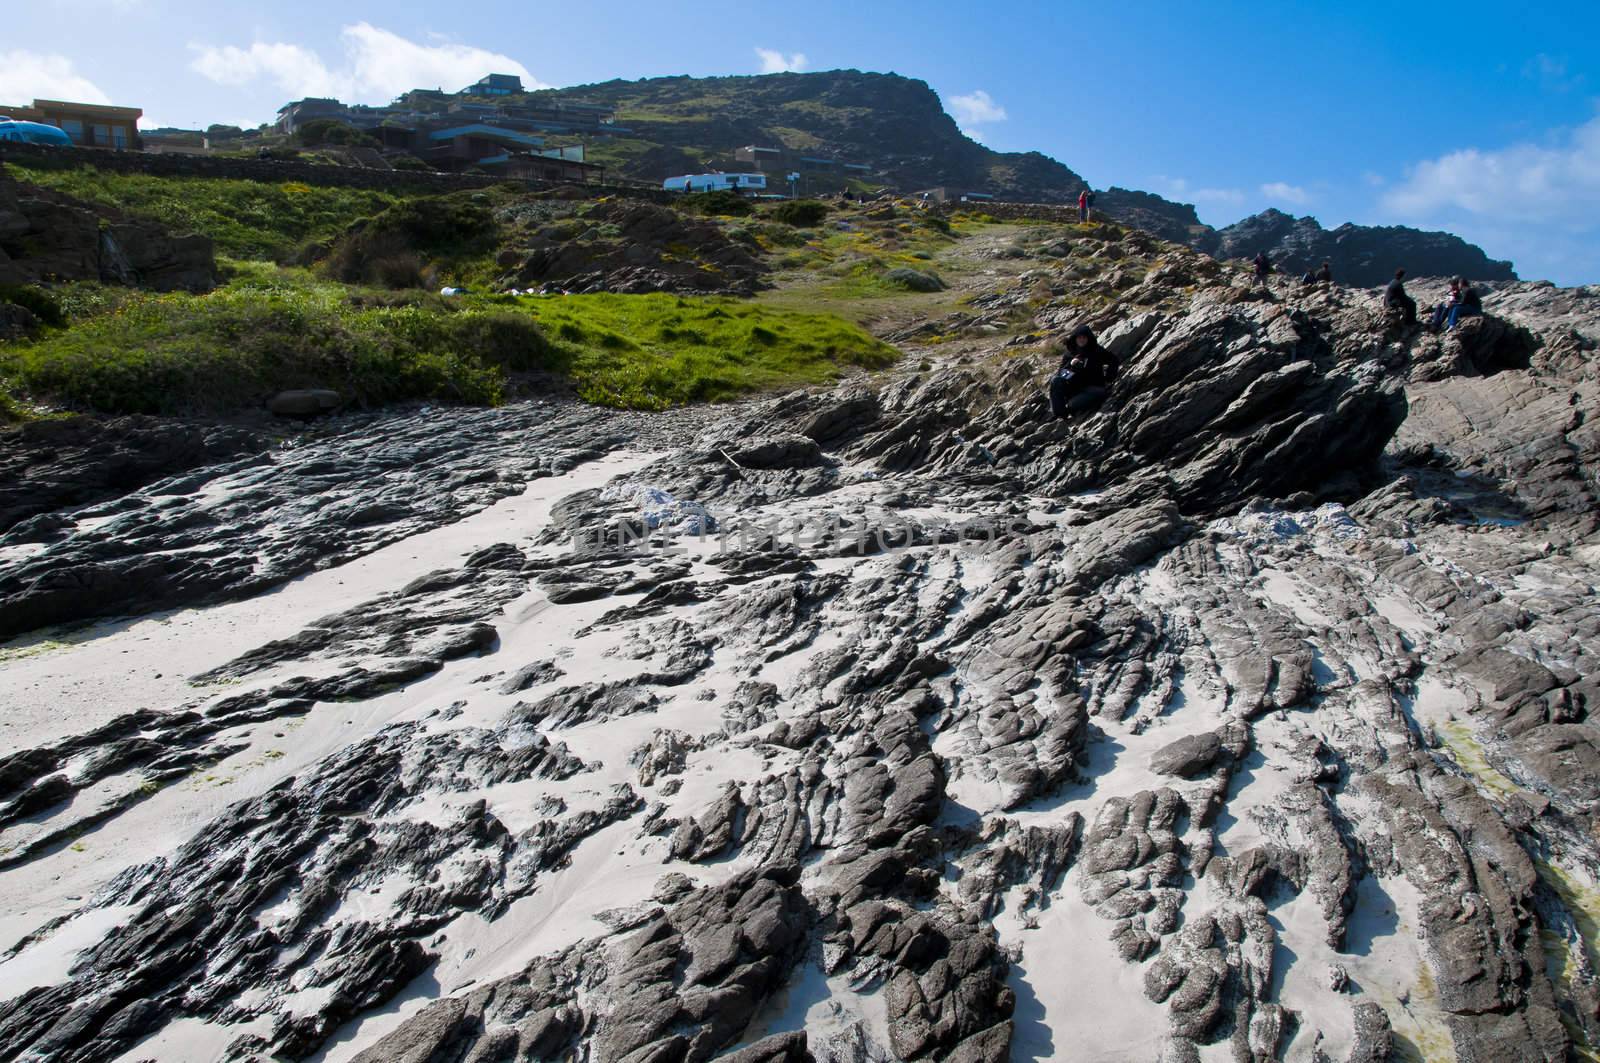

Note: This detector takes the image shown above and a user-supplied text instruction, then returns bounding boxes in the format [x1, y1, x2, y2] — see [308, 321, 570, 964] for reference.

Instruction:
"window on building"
[112, 126, 128, 149]
[60, 119, 84, 143]
[94, 124, 112, 146]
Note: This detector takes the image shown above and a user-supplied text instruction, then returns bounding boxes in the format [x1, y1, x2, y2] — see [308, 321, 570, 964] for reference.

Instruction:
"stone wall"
[0, 143, 673, 203]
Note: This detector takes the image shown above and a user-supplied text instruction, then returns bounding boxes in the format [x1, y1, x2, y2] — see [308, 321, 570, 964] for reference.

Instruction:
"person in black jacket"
[1314, 261, 1332, 283]
[1384, 268, 1416, 325]
[1049, 324, 1120, 419]
[1253, 251, 1272, 287]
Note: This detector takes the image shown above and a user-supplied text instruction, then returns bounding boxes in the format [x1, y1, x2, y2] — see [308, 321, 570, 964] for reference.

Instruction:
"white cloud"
[1260, 181, 1311, 205]
[0, 50, 112, 105]
[342, 24, 539, 97]
[191, 41, 340, 96]
[1380, 115, 1600, 284]
[1151, 175, 1244, 205]
[950, 89, 1007, 127]
[1523, 53, 1585, 93]
[961, 127, 986, 143]
[756, 48, 808, 74]
[1383, 114, 1600, 226]
[1362, 171, 1386, 187]
[189, 23, 541, 103]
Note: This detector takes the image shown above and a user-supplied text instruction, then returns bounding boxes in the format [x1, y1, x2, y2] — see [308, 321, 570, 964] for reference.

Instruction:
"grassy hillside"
[10, 163, 401, 262]
[0, 167, 906, 417]
[522, 71, 1089, 200]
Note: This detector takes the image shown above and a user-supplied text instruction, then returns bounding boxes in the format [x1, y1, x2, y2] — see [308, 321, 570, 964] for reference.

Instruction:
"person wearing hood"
[1049, 324, 1120, 419]
[1253, 251, 1272, 287]
[1385, 268, 1416, 325]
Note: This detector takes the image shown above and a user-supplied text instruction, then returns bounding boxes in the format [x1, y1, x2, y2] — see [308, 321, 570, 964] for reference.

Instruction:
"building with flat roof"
[0, 99, 141, 149]
[275, 98, 348, 135]
[461, 74, 524, 97]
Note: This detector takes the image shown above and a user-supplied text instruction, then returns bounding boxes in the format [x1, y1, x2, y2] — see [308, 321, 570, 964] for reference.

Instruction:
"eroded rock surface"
[1, 244, 1598, 1062]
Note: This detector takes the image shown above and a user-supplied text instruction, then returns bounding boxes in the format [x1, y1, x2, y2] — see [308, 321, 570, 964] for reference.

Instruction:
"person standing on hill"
[1085, 189, 1096, 221]
[1049, 324, 1120, 419]
[1078, 189, 1089, 223]
[1253, 251, 1272, 287]
[1385, 268, 1417, 325]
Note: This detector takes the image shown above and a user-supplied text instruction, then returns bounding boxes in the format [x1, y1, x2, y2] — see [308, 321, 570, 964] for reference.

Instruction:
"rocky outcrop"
[1209, 207, 1518, 287]
[0, 169, 217, 291]
[0, 220, 1596, 1063]
[0, 401, 705, 638]
[1096, 187, 1208, 246]
[500, 199, 768, 295]
[0, 415, 262, 536]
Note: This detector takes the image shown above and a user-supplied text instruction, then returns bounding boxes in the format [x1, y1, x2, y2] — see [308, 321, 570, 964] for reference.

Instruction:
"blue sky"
[5, 0, 1599, 283]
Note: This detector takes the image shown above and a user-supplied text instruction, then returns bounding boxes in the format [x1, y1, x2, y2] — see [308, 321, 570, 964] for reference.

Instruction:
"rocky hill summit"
[1208, 208, 1517, 287]
[540, 70, 1091, 202]
[0, 203, 1596, 1063]
[1093, 192, 1516, 288]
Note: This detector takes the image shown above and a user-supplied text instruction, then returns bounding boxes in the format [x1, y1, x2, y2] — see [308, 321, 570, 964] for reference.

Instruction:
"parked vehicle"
[662, 172, 768, 194]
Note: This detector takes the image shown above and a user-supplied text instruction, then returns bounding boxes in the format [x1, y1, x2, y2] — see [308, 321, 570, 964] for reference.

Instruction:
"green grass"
[510, 291, 898, 408]
[5, 162, 402, 261]
[2, 266, 900, 415]
[0, 267, 555, 415]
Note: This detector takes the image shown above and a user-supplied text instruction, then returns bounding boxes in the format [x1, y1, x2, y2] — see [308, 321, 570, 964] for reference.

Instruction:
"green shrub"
[882, 267, 947, 292]
[320, 194, 500, 287]
[769, 200, 830, 227]
[296, 119, 380, 148]
[0, 285, 67, 328]
[677, 190, 754, 216]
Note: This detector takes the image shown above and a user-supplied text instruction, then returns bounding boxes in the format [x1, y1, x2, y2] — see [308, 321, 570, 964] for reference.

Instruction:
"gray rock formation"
[0, 223, 1597, 1062]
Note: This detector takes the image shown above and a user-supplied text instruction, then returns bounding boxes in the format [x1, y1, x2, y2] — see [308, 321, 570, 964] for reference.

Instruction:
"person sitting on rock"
[1384, 268, 1417, 325]
[1300, 268, 1317, 286]
[1428, 278, 1471, 331]
[1448, 278, 1482, 329]
[1253, 251, 1272, 287]
[1428, 278, 1458, 330]
[1049, 324, 1120, 420]
[1315, 261, 1332, 284]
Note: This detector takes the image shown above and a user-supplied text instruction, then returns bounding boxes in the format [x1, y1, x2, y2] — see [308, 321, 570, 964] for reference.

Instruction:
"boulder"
[1149, 732, 1224, 777]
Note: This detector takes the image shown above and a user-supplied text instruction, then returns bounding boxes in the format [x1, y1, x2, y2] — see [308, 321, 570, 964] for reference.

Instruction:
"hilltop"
[523, 70, 1515, 284]
[528, 70, 1090, 200]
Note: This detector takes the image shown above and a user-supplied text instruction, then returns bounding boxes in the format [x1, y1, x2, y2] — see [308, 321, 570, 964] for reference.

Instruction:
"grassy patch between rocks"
[510, 291, 899, 408]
